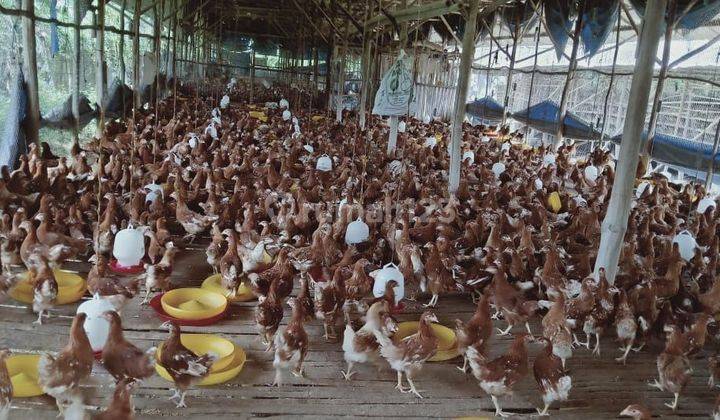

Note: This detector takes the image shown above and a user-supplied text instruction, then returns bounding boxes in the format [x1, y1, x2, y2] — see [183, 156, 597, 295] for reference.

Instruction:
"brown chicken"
[87, 256, 140, 311]
[95, 378, 137, 420]
[272, 298, 309, 386]
[248, 247, 294, 297]
[614, 290, 638, 364]
[619, 404, 652, 419]
[468, 333, 533, 417]
[159, 322, 219, 408]
[38, 313, 94, 414]
[455, 293, 493, 372]
[32, 262, 58, 325]
[342, 300, 398, 380]
[649, 325, 692, 410]
[541, 294, 573, 368]
[255, 280, 284, 350]
[533, 337, 572, 415]
[374, 311, 438, 398]
[141, 242, 177, 304]
[101, 311, 156, 382]
[315, 267, 347, 340]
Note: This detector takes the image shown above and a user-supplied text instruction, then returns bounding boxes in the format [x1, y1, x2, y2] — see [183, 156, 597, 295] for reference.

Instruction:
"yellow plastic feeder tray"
[156, 342, 246, 385]
[160, 288, 228, 321]
[10, 270, 86, 305]
[156, 333, 235, 373]
[394, 321, 459, 362]
[6, 354, 43, 397]
[201, 274, 256, 303]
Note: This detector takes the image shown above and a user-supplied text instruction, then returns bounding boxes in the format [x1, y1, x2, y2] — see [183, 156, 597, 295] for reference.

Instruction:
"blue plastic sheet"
[629, 0, 720, 30]
[581, 0, 619, 58]
[50, 0, 59, 56]
[544, 0, 573, 61]
[611, 131, 720, 171]
[512, 100, 601, 140]
[465, 97, 505, 122]
[0, 67, 28, 169]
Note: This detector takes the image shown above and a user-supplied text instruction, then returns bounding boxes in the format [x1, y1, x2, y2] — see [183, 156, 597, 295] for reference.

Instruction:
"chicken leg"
[342, 361, 356, 380]
[616, 344, 633, 364]
[423, 294, 438, 308]
[496, 324, 513, 336]
[537, 401, 550, 416]
[592, 333, 601, 356]
[665, 392, 680, 410]
[291, 348, 307, 378]
[457, 356, 468, 373]
[490, 395, 509, 417]
[395, 371, 407, 392]
[176, 391, 188, 408]
[404, 372, 424, 398]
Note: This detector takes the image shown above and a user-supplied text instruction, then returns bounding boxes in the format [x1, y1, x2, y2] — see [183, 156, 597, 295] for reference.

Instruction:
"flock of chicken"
[0, 77, 719, 419]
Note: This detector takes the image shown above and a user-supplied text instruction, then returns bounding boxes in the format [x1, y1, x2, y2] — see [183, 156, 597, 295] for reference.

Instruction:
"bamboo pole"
[133, 0, 141, 110]
[96, 0, 106, 137]
[599, 12, 622, 145]
[554, 0, 586, 148]
[120, 0, 127, 118]
[172, 0, 178, 116]
[250, 49, 255, 104]
[336, 19, 350, 122]
[72, 0, 81, 142]
[449, 0, 479, 195]
[525, 17, 541, 136]
[706, 121, 720, 190]
[593, 0, 667, 283]
[358, 2, 372, 129]
[646, 0, 677, 148]
[21, 0, 39, 145]
[501, 17, 520, 127]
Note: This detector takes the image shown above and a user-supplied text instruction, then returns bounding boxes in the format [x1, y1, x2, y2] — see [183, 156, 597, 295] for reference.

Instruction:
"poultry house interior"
[2, 0, 720, 419]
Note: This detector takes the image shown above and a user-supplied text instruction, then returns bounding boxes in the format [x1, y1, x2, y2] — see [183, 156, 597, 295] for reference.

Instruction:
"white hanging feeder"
[424, 137, 437, 148]
[543, 154, 556, 167]
[112, 224, 145, 268]
[372, 263, 404, 303]
[282, 110, 292, 121]
[673, 230, 698, 262]
[316, 154, 333, 172]
[534, 178, 543, 190]
[303, 144, 314, 153]
[492, 162, 506, 179]
[279, 98, 289, 109]
[345, 218, 370, 245]
[77, 295, 116, 352]
[398, 121, 406, 133]
[481, 135, 490, 143]
[636, 181, 651, 198]
[144, 183, 163, 203]
[220, 95, 230, 109]
[462, 150, 475, 164]
[389, 160, 403, 176]
[584, 165, 598, 182]
[697, 197, 716, 214]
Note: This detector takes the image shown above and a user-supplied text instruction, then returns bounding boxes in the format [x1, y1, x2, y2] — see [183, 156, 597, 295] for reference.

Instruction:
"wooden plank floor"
[1, 245, 717, 419]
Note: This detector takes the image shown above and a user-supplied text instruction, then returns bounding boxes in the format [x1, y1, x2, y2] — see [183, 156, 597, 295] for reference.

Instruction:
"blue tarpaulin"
[50, 0, 59, 56]
[544, 0, 573, 60]
[511, 100, 601, 140]
[466, 97, 505, 122]
[581, 0, 619, 58]
[502, 1, 537, 35]
[629, 0, 720, 30]
[612, 131, 720, 171]
[0, 67, 28, 169]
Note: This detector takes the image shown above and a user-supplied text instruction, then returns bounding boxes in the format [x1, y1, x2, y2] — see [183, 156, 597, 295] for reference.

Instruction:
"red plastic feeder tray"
[109, 259, 145, 275]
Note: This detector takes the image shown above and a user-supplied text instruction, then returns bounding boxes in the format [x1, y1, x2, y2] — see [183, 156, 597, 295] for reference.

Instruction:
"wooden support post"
[133, 0, 141, 110]
[387, 116, 399, 154]
[326, 42, 333, 111]
[593, 0, 667, 283]
[448, 0, 479, 195]
[21, 0, 40, 145]
[96, 0, 106, 137]
[359, 31, 372, 129]
[312, 41, 319, 109]
[72, 0, 81, 141]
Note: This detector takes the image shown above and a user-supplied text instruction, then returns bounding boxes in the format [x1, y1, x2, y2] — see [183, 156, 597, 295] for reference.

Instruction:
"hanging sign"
[372, 50, 416, 116]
